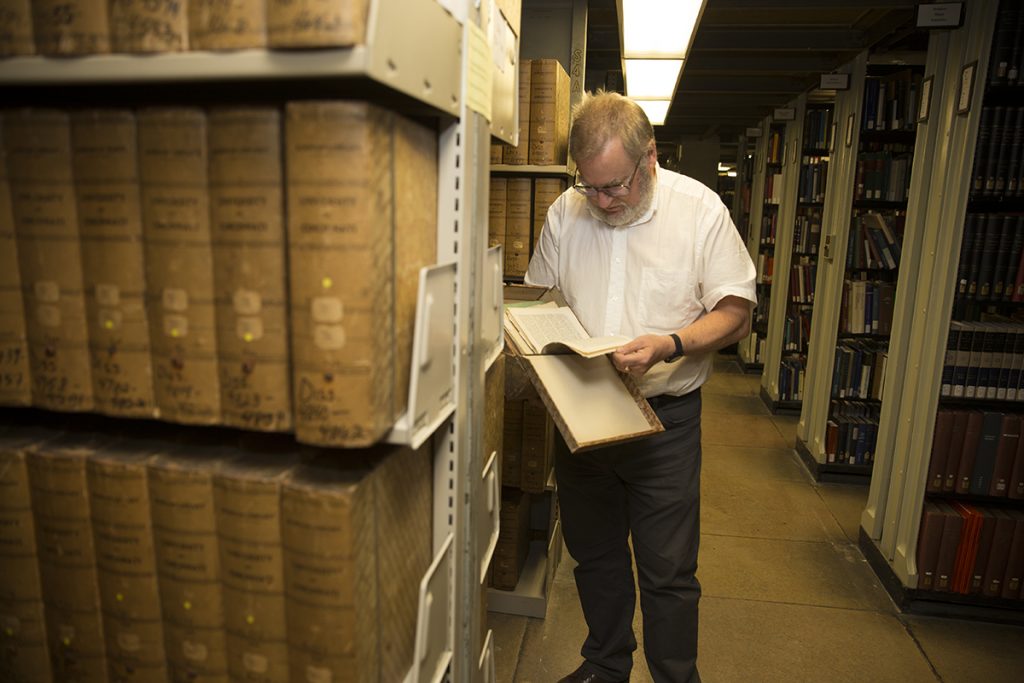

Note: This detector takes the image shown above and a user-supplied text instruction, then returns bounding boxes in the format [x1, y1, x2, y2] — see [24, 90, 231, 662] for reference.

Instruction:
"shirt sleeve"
[524, 193, 564, 288]
[697, 194, 757, 312]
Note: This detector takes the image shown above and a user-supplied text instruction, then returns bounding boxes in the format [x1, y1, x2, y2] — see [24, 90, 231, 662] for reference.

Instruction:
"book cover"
[267, 0, 368, 48]
[31, 0, 110, 55]
[529, 59, 570, 166]
[926, 410, 954, 493]
[932, 502, 964, 592]
[0, 0, 35, 55]
[189, 0, 267, 50]
[505, 303, 629, 359]
[970, 509, 998, 594]
[990, 414, 1021, 496]
[504, 58, 532, 165]
[1000, 511, 1024, 600]
[109, 0, 188, 52]
[0, 115, 31, 407]
[982, 509, 1017, 597]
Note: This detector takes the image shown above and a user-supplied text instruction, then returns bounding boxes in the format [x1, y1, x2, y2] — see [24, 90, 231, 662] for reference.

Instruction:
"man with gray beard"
[525, 91, 756, 683]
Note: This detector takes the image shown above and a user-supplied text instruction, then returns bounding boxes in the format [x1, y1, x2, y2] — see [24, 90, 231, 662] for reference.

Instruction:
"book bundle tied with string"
[503, 288, 663, 452]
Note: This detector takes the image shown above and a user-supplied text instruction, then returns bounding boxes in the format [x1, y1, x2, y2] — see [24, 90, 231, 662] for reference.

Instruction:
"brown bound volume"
[532, 177, 565, 249]
[926, 411, 953, 492]
[31, 0, 109, 55]
[138, 108, 222, 425]
[981, 509, 1017, 597]
[932, 502, 964, 592]
[214, 449, 303, 680]
[0, 430, 58, 683]
[0, 0, 35, 55]
[504, 58, 532, 165]
[1009, 419, 1024, 499]
[991, 414, 1021, 496]
[5, 109, 94, 412]
[969, 508, 998, 594]
[86, 440, 168, 681]
[0, 116, 31, 406]
[109, 0, 188, 53]
[483, 354, 506, 476]
[266, 0, 368, 47]
[943, 409, 969, 492]
[502, 399, 524, 488]
[285, 102, 437, 447]
[505, 177, 532, 276]
[71, 110, 157, 418]
[208, 108, 292, 432]
[27, 435, 110, 681]
[529, 58, 570, 166]
[955, 411, 984, 494]
[189, 0, 267, 50]
[492, 488, 531, 590]
[915, 502, 945, 591]
[1001, 510, 1024, 600]
[489, 177, 508, 249]
[282, 444, 431, 682]
[949, 501, 981, 594]
[520, 397, 553, 494]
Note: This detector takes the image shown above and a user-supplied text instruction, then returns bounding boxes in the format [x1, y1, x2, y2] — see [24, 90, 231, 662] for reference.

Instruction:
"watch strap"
[666, 333, 684, 362]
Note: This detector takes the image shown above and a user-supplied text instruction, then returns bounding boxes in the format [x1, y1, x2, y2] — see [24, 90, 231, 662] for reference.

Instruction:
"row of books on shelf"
[830, 340, 887, 401]
[490, 58, 571, 167]
[861, 70, 922, 133]
[917, 501, 1023, 600]
[738, 331, 766, 367]
[793, 207, 822, 255]
[802, 108, 833, 152]
[0, 103, 438, 448]
[839, 279, 895, 336]
[941, 321, 1024, 402]
[854, 148, 913, 203]
[488, 176, 566, 277]
[970, 106, 1024, 201]
[989, 4, 1024, 88]
[797, 155, 829, 204]
[926, 409, 1024, 498]
[846, 211, 902, 271]
[824, 401, 881, 465]
[764, 172, 784, 205]
[783, 307, 811, 354]
[955, 213, 1024, 305]
[0, 0, 377, 56]
[759, 211, 778, 246]
[778, 356, 805, 402]
[788, 259, 816, 305]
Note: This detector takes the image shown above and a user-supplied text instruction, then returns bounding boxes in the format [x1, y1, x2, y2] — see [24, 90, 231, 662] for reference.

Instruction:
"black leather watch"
[665, 333, 685, 363]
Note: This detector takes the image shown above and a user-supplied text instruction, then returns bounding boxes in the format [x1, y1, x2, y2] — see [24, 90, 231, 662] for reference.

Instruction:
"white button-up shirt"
[525, 165, 757, 397]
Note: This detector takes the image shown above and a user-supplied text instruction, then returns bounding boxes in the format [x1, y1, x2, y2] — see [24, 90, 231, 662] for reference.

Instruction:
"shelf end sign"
[916, 3, 963, 29]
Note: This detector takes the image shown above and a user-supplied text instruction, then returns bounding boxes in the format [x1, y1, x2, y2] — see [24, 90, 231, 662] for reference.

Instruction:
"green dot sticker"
[171, 328, 181, 338]
[104, 319, 114, 330]
[243, 332, 254, 343]
[322, 277, 333, 289]
[246, 615, 255, 625]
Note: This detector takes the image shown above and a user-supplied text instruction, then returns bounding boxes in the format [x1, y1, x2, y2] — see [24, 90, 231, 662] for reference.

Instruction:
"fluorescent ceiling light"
[624, 59, 683, 99]
[632, 99, 671, 126]
[622, 0, 706, 58]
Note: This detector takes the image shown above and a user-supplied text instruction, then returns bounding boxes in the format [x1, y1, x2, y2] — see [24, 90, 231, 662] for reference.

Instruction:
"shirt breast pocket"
[638, 267, 703, 333]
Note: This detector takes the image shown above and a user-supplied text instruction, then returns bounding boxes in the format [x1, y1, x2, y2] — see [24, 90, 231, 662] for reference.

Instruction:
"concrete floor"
[488, 355, 1024, 682]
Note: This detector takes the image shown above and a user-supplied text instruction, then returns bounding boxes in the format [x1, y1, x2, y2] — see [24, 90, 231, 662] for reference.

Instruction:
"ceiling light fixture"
[619, 1, 708, 127]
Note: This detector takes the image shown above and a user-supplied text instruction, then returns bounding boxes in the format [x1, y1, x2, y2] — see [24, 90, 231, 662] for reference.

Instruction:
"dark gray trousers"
[554, 389, 702, 683]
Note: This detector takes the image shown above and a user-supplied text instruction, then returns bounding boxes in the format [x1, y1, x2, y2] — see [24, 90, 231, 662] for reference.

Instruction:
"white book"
[505, 304, 630, 358]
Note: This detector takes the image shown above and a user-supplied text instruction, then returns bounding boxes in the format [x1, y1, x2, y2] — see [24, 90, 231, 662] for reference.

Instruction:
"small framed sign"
[773, 107, 796, 121]
[918, 75, 933, 123]
[845, 113, 855, 148]
[820, 73, 850, 91]
[745, 127, 762, 138]
[957, 61, 977, 114]
[916, 2, 964, 29]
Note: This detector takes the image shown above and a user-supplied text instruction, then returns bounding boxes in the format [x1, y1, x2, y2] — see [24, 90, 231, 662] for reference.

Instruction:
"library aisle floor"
[488, 355, 1024, 682]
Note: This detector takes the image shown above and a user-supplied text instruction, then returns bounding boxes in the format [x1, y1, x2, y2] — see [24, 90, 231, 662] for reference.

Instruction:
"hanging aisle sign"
[745, 127, 762, 138]
[916, 3, 964, 29]
[820, 73, 850, 90]
[773, 108, 796, 121]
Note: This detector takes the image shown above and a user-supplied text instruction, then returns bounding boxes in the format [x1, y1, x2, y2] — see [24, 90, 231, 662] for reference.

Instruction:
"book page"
[506, 305, 589, 353]
[542, 335, 630, 358]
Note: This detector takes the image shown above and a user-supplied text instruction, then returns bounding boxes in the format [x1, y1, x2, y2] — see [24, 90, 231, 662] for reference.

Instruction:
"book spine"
[31, 0, 110, 55]
[71, 109, 157, 418]
[208, 107, 292, 432]
[0, 115, 32, 406]
[0, 0, 35, 55]
[6, 109, 95, 412]
[138, 108, 221, 425]
[188, 0, 267, 50]
[109, 0, 189, 52]
[266, 0, 367, 48]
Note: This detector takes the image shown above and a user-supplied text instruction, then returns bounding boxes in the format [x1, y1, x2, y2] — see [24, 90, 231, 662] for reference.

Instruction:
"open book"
[505, 302, 629, 358]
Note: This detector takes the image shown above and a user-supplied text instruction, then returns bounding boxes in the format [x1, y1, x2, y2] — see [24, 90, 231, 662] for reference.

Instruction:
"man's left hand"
[610, 334, 674, 376]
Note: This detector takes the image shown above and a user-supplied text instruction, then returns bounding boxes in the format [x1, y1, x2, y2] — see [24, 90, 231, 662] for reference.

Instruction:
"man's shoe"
[556, 664, 627, 683]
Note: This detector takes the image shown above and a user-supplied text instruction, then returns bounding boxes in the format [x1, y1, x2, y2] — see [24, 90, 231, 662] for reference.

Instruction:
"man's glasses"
[573, 155, 644, 198]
